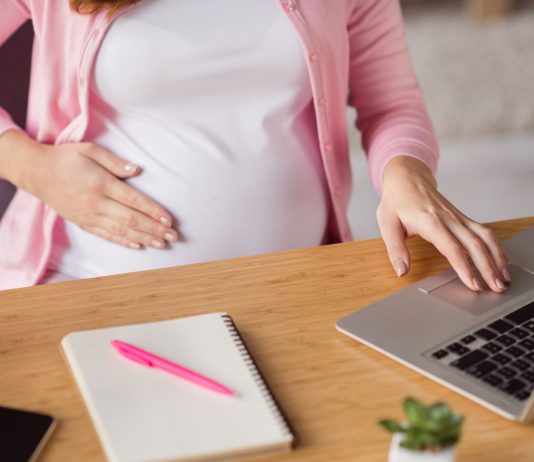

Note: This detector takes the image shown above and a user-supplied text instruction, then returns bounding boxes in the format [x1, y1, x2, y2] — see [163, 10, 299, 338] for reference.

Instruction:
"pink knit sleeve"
[0, 0, 31, 138]
[346, 0, 439, 194]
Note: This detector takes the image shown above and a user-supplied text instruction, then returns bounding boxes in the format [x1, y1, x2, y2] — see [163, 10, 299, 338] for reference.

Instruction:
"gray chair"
[0, 21, 33, 219]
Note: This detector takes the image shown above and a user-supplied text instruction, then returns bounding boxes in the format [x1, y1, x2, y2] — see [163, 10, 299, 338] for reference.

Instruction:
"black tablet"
[0, 406, 56, 462]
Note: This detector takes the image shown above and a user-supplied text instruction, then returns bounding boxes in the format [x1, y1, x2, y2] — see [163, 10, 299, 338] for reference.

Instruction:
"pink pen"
[111, 340, 234, 397]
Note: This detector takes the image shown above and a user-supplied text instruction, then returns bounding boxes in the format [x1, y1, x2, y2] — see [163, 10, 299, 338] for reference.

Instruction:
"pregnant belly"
[55, 140, 329, 278]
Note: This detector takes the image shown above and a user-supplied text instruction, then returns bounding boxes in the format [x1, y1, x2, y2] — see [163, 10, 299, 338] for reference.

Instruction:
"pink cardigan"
[0, 0, 439, 290]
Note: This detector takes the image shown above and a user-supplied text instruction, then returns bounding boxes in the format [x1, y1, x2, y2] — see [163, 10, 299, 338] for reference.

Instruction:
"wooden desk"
[1, 217, 533, 461]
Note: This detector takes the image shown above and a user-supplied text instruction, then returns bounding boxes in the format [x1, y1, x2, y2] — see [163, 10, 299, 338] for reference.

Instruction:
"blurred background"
[349, 0, 534, 239]
[0, 1, 533, 239]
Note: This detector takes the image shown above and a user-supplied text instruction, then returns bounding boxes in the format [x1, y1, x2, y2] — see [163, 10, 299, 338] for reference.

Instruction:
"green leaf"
[449, 414, 464, 428]
[400, 438, 422, 450]
[429, 402, 451, 421]
[379, 419, 407, 433]
[415, 431, 436, 446]
[404, 398, 428, 426]
[417, 418, 446, 432]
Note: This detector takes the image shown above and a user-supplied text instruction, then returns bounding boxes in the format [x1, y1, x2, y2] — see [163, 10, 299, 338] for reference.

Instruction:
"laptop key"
[474, 328, 497, 341]
[518, 339, 534, 350]
[505, 301, 534, 325]
[460, 335, 477, 345]
[492, 353, 512, 365]
[496, 367, 517, 379]
[511, 359, 530, 371]
[432, 349, 449, 360]
[482, 374, 503, 387]
[509, 328, 529, 340]
[495, 335, 515, 347]
[523, 320, 534, 332]
[515, 390, 532, 401]
[487, 319, 513, 333]
[450, 350, 488, 370]
[456, 346, 470, 355]
[521, 371, 534, 383]
[505, 346, 525, 358]
[501, 378, 526, 395]
[446, 343, 471, 355]
[466, 361, 498, 378]
[482, 342, 502, 354]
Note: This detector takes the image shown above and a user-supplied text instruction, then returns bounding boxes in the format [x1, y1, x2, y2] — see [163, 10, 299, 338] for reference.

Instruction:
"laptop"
[336, 226, 534, 422]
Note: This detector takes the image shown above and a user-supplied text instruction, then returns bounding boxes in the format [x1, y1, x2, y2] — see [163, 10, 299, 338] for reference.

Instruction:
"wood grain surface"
[1, 217, 533, 462]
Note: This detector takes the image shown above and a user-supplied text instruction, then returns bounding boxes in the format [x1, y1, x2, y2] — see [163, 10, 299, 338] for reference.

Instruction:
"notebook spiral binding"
[221, 314, 295, 442]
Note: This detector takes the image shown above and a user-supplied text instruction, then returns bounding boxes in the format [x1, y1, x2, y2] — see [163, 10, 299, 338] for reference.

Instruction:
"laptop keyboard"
[430, 300, 534, 402]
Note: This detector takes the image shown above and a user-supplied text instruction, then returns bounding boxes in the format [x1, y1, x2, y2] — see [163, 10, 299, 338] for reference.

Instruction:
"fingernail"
[152, 239, 165, 249]
[395, 261, 407, 277]
[124, 163, 138, 173]
[495, 278, 506, 290]
[164, 232, 177, 242]
[501, 267, 512, 283]
[160, 216, 171, 226]
[472, 278, 482, 291]
[129, 242, 141, 250]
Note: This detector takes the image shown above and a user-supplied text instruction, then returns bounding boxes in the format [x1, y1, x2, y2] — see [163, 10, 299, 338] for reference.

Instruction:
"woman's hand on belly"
[11, 133, 179, 250]
[377, 155, 509, 294]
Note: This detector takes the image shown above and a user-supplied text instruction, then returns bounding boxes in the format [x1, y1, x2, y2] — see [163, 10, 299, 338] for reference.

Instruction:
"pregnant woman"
[0, 0, 509, 292]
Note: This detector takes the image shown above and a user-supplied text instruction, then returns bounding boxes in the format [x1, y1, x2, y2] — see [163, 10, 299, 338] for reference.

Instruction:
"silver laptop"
[336, 226, 534, 422]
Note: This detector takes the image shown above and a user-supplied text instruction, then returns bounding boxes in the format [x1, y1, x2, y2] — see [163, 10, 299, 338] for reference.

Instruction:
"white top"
[49, 0, 328, 279]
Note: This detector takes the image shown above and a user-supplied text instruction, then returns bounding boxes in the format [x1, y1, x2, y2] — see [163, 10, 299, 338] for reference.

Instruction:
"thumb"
[82, 144, 141, 179]
[378, 212, 411, 277]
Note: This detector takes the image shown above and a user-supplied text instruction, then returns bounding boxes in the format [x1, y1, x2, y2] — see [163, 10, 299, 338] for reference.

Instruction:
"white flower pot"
[388, 434, 456, 462]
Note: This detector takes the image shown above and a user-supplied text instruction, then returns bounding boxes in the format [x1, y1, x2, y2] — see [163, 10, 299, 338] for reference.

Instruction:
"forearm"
[346, 0, 439, 193]
[382, 155, 437, 194]
[0, 129, 45, 192]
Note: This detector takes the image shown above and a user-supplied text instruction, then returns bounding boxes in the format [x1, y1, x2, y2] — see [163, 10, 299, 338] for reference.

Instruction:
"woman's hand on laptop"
[377, 155, 510, 293]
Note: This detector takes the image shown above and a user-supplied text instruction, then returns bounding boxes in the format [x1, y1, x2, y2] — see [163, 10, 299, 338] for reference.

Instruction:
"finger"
[94, 214, 168, 250]
[467, 222, 510, 283]
[81, 144, 141, 179]
[439, 204, 507, 274]
[104, 179, 174, 227]
[99, 199, 178, 243]
[81, 224, 142, 250]
[418, 214, 481, 292]
[446, 219, 506, 293]
[377, 210, 410, 277]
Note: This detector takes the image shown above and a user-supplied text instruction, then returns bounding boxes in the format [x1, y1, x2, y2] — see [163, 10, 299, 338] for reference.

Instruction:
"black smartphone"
[0, 406, 56, 462]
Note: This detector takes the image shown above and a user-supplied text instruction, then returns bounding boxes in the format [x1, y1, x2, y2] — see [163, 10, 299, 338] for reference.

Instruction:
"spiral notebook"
[61, 312, 294, 462]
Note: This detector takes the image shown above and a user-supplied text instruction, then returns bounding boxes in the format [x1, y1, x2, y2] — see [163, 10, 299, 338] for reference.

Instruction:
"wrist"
[0, 130, 49, 193]
[381, 155, 437, 193]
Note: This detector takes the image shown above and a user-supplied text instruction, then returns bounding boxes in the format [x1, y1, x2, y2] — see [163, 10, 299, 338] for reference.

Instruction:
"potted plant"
[379, 397, 464, 462]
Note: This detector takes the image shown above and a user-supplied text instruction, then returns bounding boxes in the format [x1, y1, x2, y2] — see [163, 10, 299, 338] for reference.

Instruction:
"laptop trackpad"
[429, 265, 534, 316]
